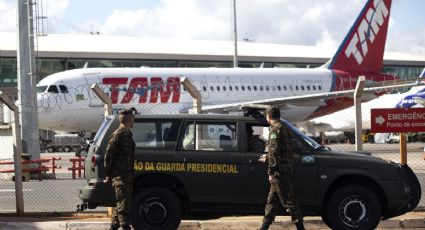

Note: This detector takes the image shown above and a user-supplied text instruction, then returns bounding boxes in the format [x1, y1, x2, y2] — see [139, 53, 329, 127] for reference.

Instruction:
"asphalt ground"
[0, 211, 425, 229]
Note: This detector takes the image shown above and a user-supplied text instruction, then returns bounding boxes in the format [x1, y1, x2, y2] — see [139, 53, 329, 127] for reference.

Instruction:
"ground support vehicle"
[45, 133, 81, 153]
[79, 112, 421, 230]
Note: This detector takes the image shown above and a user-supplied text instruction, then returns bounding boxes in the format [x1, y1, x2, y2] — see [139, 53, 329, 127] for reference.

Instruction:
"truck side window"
[246, 124, 267, 153]
[180, 122, 237, 152]
[290, 132, 310, 154]
[133, 120, 180, 149]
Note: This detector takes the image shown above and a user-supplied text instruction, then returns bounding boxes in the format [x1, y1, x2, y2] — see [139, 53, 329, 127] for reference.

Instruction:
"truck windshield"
[93, 116, 114, 144]
[283, 120, 322, 150]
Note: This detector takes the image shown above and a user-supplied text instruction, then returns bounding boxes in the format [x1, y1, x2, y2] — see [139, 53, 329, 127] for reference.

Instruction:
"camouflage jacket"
[267, 121, 294, 177]
[104, 127, 135, 179]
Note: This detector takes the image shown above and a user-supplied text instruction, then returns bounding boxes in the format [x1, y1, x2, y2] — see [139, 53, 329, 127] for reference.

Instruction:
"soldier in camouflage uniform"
[104, 109, 136, 230]
[258, 106, 304, 230]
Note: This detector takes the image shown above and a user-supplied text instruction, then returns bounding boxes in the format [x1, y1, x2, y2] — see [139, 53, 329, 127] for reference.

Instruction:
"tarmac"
[0, 211, 425, 230]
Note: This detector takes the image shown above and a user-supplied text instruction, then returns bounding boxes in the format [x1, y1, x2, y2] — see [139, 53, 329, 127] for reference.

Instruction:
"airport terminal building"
[0, 32, 424, 93]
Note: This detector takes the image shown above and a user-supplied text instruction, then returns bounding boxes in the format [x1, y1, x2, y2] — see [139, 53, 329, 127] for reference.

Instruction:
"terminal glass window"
[0, 58, 17, 86]
[133, 120, 181, 149]
[180, 121, 237, 152]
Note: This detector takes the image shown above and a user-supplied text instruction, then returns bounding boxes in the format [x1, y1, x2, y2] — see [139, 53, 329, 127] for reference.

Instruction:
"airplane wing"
[200, 81, 425, 113]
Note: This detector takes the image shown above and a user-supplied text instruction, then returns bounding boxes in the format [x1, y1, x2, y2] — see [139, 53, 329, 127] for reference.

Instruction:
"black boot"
[258, 222, 270, 230]
[109, 224, 119, 230]
[295, 221, 305, 230]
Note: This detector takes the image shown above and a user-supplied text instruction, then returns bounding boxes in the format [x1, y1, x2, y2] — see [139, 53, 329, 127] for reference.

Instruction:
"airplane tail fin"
[325, 0, 392, 73]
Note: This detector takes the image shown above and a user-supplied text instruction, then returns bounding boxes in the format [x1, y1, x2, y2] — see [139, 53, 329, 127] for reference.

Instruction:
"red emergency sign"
[371, 108, 425, 133]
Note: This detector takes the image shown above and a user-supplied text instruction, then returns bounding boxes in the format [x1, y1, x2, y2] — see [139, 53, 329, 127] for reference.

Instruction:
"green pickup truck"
[79, 112, 421, 230]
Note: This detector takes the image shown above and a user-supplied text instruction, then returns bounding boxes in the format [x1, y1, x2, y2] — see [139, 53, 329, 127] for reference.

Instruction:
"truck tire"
[325, 184, 381, 230]
[64, 146, 71, 152]
[399, 165, 421, 213]
[47, 146, 54, 153]
[131, 186, 182, 230]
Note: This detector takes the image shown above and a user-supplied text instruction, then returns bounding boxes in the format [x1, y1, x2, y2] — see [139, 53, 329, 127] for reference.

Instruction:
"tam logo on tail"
[345, 0, 389, 65]
[329, 0, 392, 73]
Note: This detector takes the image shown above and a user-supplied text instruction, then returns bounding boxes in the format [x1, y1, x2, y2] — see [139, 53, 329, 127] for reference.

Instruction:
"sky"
[0, 0, 424, 56]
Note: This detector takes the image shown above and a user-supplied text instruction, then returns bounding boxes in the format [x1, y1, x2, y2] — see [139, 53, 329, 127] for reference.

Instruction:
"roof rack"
[241, 104, 268, 124]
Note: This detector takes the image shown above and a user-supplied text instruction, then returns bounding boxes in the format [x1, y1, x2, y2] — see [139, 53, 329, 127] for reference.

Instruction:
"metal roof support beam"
[354, 76, 366, 151]
[91, 84, 112, 117]
[0, 92, 24, 215]
[180, 77, 202, 114]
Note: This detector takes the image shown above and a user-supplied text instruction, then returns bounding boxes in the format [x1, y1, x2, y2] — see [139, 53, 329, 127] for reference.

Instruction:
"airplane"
[36, 0, 402, 133]
[305, 69, 425, 132]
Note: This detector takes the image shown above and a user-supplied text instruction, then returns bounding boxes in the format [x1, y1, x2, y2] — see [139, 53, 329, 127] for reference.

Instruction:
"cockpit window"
[36, 86, 48, 93]
[47, 85, 59, 93]
[59, 85, 68, 93]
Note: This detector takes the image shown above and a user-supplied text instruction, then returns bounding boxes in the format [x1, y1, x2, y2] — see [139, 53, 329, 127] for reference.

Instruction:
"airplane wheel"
[72, 146, 80, 152]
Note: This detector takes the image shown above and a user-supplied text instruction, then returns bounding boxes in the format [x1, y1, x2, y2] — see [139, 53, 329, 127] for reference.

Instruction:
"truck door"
[240, 123, 269, 204]
[241, 122, 318, 208]
[176, 120, 242, 203]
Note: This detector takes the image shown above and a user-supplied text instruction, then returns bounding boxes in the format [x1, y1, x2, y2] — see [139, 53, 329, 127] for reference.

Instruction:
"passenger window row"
[202, 84, 322, 92]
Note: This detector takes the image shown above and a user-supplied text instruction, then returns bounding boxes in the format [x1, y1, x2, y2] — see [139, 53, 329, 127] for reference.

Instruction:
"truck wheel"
[399, 165, 421, 213]
[131, 186, 182, 230]
[47, 147, 54, 153]
[325, 184, 381, 230]
[64, 146, 71, 152]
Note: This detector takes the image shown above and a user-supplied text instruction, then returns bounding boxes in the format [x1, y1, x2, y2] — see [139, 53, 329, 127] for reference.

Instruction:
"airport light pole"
[0, 92, 24, 215]
[232, 0, 238, 68]
[354, 76, 366, 151]
[17, 0, 40, 159]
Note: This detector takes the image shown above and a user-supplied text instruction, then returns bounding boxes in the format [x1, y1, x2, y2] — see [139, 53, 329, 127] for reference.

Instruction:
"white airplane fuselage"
[37, 67, 333, 132]
[35, 0, 395, 133]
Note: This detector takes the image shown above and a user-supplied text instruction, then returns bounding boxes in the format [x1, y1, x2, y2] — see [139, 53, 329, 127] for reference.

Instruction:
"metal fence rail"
[0, 86, 424, 214]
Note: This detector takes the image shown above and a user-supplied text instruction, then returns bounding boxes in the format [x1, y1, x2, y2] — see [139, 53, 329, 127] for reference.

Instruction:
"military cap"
[265, 106, 280, 119]
[119, 108, 135, 116]
[119, 107, 139, 115]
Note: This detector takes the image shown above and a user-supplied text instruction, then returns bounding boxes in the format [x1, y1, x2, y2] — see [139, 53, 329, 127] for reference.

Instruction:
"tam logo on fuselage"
[102, 77, 180, 104]
[344, 0, 389, 65]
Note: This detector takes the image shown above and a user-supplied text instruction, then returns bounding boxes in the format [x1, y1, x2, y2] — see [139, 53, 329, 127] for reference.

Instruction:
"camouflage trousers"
[262, 172, 303, 225]
[111, 177, 133, 227]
